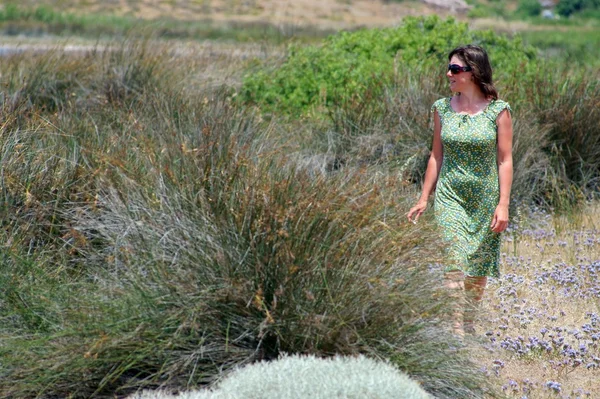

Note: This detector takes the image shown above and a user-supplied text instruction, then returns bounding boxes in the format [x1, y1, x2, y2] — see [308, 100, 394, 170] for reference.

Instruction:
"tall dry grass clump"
[525, 69, 600, 208]
[0, 42, 496, 398]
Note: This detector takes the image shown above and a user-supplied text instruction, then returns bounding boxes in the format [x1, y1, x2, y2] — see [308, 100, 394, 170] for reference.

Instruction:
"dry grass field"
[6, 0, 459, 29]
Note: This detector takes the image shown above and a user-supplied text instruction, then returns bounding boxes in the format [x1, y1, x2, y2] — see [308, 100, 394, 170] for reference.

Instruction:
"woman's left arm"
[491, 108, 513, 233]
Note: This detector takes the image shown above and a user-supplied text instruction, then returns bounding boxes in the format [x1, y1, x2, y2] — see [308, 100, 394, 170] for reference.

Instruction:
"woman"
[406, 44, 513, 336]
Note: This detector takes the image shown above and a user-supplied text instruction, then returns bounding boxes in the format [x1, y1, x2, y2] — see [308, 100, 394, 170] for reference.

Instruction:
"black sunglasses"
[448, 64, 472, 74]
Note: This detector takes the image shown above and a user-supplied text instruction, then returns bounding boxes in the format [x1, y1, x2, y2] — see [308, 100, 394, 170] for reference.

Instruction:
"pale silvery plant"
[129, 354, 432, 399]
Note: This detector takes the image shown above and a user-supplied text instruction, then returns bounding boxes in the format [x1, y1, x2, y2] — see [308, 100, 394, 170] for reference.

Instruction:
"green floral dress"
[431, 97, 511, 277]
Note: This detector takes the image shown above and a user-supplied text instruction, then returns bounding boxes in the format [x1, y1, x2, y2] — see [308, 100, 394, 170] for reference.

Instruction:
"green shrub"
[129, 354, 432, 399]
[239, 16, 537, 117]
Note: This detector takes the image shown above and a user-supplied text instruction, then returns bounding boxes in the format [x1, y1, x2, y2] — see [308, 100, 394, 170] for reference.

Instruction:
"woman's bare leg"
[444, 270, 466, 337]
[463, 276, 487, 334]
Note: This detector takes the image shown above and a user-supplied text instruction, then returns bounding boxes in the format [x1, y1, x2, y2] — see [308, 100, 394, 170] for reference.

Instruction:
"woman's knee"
[464, 276, 487, 300]
[444, 270, 465, 290]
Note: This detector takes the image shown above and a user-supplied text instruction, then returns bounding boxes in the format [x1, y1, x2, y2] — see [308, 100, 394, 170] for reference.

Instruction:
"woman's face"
[447, 55, 473, 93]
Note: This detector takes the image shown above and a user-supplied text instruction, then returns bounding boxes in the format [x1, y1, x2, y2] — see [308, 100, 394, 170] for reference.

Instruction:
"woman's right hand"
[407, 200, 428, 224]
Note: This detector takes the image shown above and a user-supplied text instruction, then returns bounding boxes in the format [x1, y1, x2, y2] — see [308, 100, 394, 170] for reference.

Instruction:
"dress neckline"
[447, 97, 494, 117]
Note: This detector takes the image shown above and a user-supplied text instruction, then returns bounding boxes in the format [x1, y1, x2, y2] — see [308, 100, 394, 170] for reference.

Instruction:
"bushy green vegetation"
[240, 16, 537, 117]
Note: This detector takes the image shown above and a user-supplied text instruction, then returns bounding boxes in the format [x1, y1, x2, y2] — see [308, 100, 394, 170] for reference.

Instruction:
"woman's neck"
[456, 87, 487, 105]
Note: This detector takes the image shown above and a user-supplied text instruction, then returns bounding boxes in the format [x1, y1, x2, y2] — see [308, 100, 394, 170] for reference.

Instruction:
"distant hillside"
[0, 0, 471, 29]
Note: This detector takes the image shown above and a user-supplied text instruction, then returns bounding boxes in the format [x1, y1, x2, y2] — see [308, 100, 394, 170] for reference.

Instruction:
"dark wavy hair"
[448, 45, 498, 100]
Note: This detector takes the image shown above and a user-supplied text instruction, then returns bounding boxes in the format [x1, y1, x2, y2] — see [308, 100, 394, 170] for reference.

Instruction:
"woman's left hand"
[490, 204, 509, 233]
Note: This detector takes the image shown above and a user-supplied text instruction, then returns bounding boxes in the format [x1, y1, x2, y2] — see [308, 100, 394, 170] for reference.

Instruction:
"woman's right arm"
[406, 109, 444, 223]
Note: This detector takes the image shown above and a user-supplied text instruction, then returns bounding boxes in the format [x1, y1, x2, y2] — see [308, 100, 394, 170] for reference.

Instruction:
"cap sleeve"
[490, 99, 512, 119]
[430, 98, 447, 115]
[430, 98, 448, 128]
